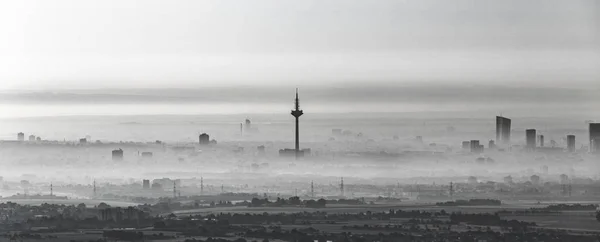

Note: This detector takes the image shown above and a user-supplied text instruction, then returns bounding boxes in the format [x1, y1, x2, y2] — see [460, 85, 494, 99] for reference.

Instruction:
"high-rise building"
[462, 141, 471, 149]
[199, 133, 210, 145]
[112, 149, 124, 161]
[257, 146, 266, 156]
[590, 123, 600, 153]
[17, 132, 24, 141]
[470, 140, 483, 153]
[496, 116, 511, 144]
[539, 135, 544, 147]
[526, 129, 536, 150]
[245, 119, 251, 130]
[28, 135, 36, 142]
[488, 140, 495, 149]
[567, 135, 576, 152]
[142, 180, 150, 189]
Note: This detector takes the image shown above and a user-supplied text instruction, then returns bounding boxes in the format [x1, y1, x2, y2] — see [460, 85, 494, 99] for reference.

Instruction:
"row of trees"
[249, 197, 326, 208]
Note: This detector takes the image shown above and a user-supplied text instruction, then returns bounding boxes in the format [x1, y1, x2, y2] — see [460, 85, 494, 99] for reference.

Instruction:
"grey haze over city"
[0, 1, 599, 241]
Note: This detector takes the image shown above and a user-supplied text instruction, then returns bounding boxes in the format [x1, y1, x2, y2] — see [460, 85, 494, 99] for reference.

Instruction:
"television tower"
[291, 88, 304, 159]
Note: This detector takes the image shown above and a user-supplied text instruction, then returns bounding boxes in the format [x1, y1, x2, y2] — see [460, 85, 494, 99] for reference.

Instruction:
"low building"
[112, 149, 124, 161]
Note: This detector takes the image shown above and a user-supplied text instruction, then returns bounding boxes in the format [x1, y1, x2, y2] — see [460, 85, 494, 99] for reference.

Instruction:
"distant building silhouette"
[279, 148, 311, 157]
[539, 135, 544, 147]
[332, 129, 342, 136]
[488, 140, 495, 149]
[416, 136, 423, 143]
[112, 149, 124, 161]
[36, 137, 41, 142]
[468, 176, 478, 185]
[28, 135, 35, 142]
[141, 152, 153, 158]
[199, 133, 210, 145]
[526, 129, 536, 150]
[245, 119, 251, 130]
[589, 123, 600, 153]
[257, 145, 266, 155]
[567, 135, 576, 152]
[496, 116, 511, 144]
[470, 140, 483, 153]
[559, 174, 569, 185]
[17, 132, 24, 141]
[151, 183, 162, 190]
[142, 179, 150, 189]
[79, 138, 87, 144]
[462, 141, 470, 149]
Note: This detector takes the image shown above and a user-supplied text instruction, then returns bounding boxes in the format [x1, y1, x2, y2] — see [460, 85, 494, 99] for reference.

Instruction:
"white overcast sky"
[0, 0, 598, 90]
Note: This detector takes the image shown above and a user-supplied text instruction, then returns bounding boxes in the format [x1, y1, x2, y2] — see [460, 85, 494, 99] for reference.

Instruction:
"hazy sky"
[0, 0, 598, 89]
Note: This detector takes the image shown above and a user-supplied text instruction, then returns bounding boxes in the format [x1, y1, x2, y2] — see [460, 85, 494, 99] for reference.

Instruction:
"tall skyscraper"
[17, 132, 24, 141]
[590, 123, 600, 153]
[539, 135, 544, 147]
[496, 116, 511, 144]
[291, 89, 304, 159]
[526, 129, 536, 150]
[567, 135, 576, 152]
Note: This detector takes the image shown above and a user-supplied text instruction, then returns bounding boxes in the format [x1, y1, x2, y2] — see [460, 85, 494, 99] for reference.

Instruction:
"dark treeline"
[248, 197, 326, 208]
[436, 199, 501, 206]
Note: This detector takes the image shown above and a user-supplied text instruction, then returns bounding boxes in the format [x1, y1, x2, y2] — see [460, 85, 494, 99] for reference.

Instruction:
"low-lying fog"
[0, 111, 597, 199]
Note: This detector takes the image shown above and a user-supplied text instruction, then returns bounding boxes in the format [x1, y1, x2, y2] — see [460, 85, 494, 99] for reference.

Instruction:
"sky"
[0, 0, 598, 90]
